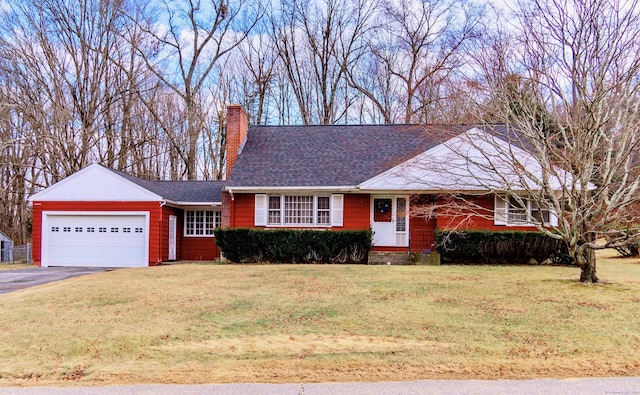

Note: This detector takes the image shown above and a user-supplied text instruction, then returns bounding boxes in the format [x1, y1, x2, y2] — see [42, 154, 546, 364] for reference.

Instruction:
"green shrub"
[213, 228, 373, 264]
[436, 230, 572, 265]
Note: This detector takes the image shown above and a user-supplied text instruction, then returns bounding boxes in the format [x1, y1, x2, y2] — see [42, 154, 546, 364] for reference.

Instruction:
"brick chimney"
[225, 104, 248, 179]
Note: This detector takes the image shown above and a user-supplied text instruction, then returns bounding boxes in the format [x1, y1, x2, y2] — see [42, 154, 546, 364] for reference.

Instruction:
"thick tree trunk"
[579, 247, 599, 283]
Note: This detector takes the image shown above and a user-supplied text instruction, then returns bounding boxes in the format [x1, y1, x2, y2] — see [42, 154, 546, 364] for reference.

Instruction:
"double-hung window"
[494, 195, 557, 226]
[185, 209, 221, 236]
[258, 194, 340, 227]
[507, 196, 528, 224]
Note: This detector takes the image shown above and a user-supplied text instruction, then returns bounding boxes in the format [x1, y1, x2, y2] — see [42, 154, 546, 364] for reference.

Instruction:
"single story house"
[222, 105, 557, 257]
[28, 105, 559, 267]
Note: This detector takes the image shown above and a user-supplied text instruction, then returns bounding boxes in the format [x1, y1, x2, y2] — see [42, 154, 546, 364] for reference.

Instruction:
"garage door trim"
[41, 211, 150, 268]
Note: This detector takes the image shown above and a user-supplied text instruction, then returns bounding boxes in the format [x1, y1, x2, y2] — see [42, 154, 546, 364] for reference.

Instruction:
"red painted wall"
[182, 237, 220, 260]
[227, 193, 371, 230]
[31, 201, 162, 267]
[409, 216, 437, 252]
[158, 206, 180, 261]
[158, 206, 221, 261]
[436, 195, 539, 232]
[225, 193, 541, 255]
[343, 194, 370, 229]
[230, 193, 256, 228]
[31, 201, 221, 266]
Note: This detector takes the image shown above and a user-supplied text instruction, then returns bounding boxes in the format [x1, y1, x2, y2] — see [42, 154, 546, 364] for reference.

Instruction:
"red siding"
[225, 192, 541, 256]
[182, 237, 220, 260]
[159, 206, 180, 261]
[31, 201, 162, 267]
[32, 202, 222, 266]
[228, 193, 372, 231]
[436, 195, 539, 232]
[409, 216, 437, 252]
[342, 194, 370, 230]
[232, 193, 256, 228]
[161, 206, 220, 261]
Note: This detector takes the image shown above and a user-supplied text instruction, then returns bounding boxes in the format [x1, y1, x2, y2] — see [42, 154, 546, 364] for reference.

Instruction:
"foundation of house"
[367, 251, 441, 265]
[368, 251, 411, 265]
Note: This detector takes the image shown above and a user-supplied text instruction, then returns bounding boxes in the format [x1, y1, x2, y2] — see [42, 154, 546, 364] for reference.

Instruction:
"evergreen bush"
[436, 230, 572, 265]
[213, 228, 373, 264]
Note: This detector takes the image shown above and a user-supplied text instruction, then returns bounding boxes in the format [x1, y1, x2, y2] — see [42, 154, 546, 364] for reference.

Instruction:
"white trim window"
[494, 195, 558, 226]
[185, 209, 221, 236]
[256, 194, 343, 227]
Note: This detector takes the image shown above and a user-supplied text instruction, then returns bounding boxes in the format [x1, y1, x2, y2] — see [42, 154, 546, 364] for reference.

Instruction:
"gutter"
[161, 200, 223, 207]
[222, 186, 359, 193]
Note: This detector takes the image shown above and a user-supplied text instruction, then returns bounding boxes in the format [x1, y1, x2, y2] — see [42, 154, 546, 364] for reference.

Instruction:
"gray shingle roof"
[225, 124, 471, 187]
[107, 168, 225, 203]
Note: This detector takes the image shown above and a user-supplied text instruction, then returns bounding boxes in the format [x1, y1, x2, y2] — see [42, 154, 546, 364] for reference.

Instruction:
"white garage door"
[43, 213, 149, 268]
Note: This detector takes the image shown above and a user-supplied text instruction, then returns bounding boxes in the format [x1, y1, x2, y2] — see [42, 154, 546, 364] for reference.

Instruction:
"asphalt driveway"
[2, 377, 640, 394]
[0, 267, 112, 294]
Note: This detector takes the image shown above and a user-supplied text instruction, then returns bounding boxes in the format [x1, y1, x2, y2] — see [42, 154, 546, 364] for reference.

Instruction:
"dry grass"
[0, 250, 639, 386]
[0, 263, 33, 271]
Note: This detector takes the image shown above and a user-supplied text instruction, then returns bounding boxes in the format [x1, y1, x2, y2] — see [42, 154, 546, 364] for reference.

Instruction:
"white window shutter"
[548, 208, 559, 227]
[494, 194, 508, 225]
[255, 194, 267, 226]
[331, 194, 344, 227]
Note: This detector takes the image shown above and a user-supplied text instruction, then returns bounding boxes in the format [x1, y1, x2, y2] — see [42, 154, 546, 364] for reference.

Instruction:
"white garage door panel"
[44, 214, 148, 268]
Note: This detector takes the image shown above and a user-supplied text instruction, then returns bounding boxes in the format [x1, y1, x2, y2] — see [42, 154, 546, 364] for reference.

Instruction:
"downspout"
[228, 189, 234, 228]
[158, 201, 166, 265]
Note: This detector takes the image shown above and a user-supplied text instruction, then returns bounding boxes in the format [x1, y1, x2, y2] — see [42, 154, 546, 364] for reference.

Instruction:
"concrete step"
[367, 251, 412, 265]
[368, 250, 441, 265]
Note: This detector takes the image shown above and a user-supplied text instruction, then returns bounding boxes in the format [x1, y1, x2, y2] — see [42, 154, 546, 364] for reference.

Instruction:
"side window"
[185, 210, 221, 236]
[268, 196, 281, 225]
[317, 196, 330, 225]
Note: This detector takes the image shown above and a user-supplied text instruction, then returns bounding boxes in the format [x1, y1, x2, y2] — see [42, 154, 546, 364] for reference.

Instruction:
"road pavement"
[1, 377, 640, 394]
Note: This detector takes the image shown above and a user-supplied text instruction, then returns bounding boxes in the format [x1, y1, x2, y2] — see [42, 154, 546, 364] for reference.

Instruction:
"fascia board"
[166, 201, 223, 207]
[224, 186, 358, 193]
[28, 163, 163, 202]
[360, 127, 574, 193]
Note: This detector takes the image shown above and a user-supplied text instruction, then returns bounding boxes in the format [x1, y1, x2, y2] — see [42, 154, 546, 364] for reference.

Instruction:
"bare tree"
[429, 0, 640, 283]
[130, 0, 261, 179]
[349, 0, 485, 124]
[237, 21, 278, 125]
[272, 0, 375, 124]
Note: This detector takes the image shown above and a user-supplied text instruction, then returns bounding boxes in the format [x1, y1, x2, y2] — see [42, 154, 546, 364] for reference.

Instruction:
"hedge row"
[436, 230, 572, 265]
[213, 228, 373, 264]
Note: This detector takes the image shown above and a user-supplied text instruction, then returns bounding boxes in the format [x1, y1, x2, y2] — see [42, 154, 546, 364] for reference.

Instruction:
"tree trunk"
[579, 247, 599, 283]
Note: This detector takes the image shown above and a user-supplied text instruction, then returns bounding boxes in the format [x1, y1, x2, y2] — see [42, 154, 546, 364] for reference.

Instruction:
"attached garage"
[29, 164, 225, 267]
[42, 212, 149, 268]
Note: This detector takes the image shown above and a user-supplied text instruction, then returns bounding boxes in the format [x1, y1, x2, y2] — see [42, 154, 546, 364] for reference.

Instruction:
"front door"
[168, 215, 177, 260]
[371, 196, 408, 247]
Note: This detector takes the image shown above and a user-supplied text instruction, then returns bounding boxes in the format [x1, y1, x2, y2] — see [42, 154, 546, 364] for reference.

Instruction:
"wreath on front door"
[376, 199, 391, 214]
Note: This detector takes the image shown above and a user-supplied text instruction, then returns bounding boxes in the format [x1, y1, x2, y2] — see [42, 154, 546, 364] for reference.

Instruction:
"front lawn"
[0, 251, 638, 385]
